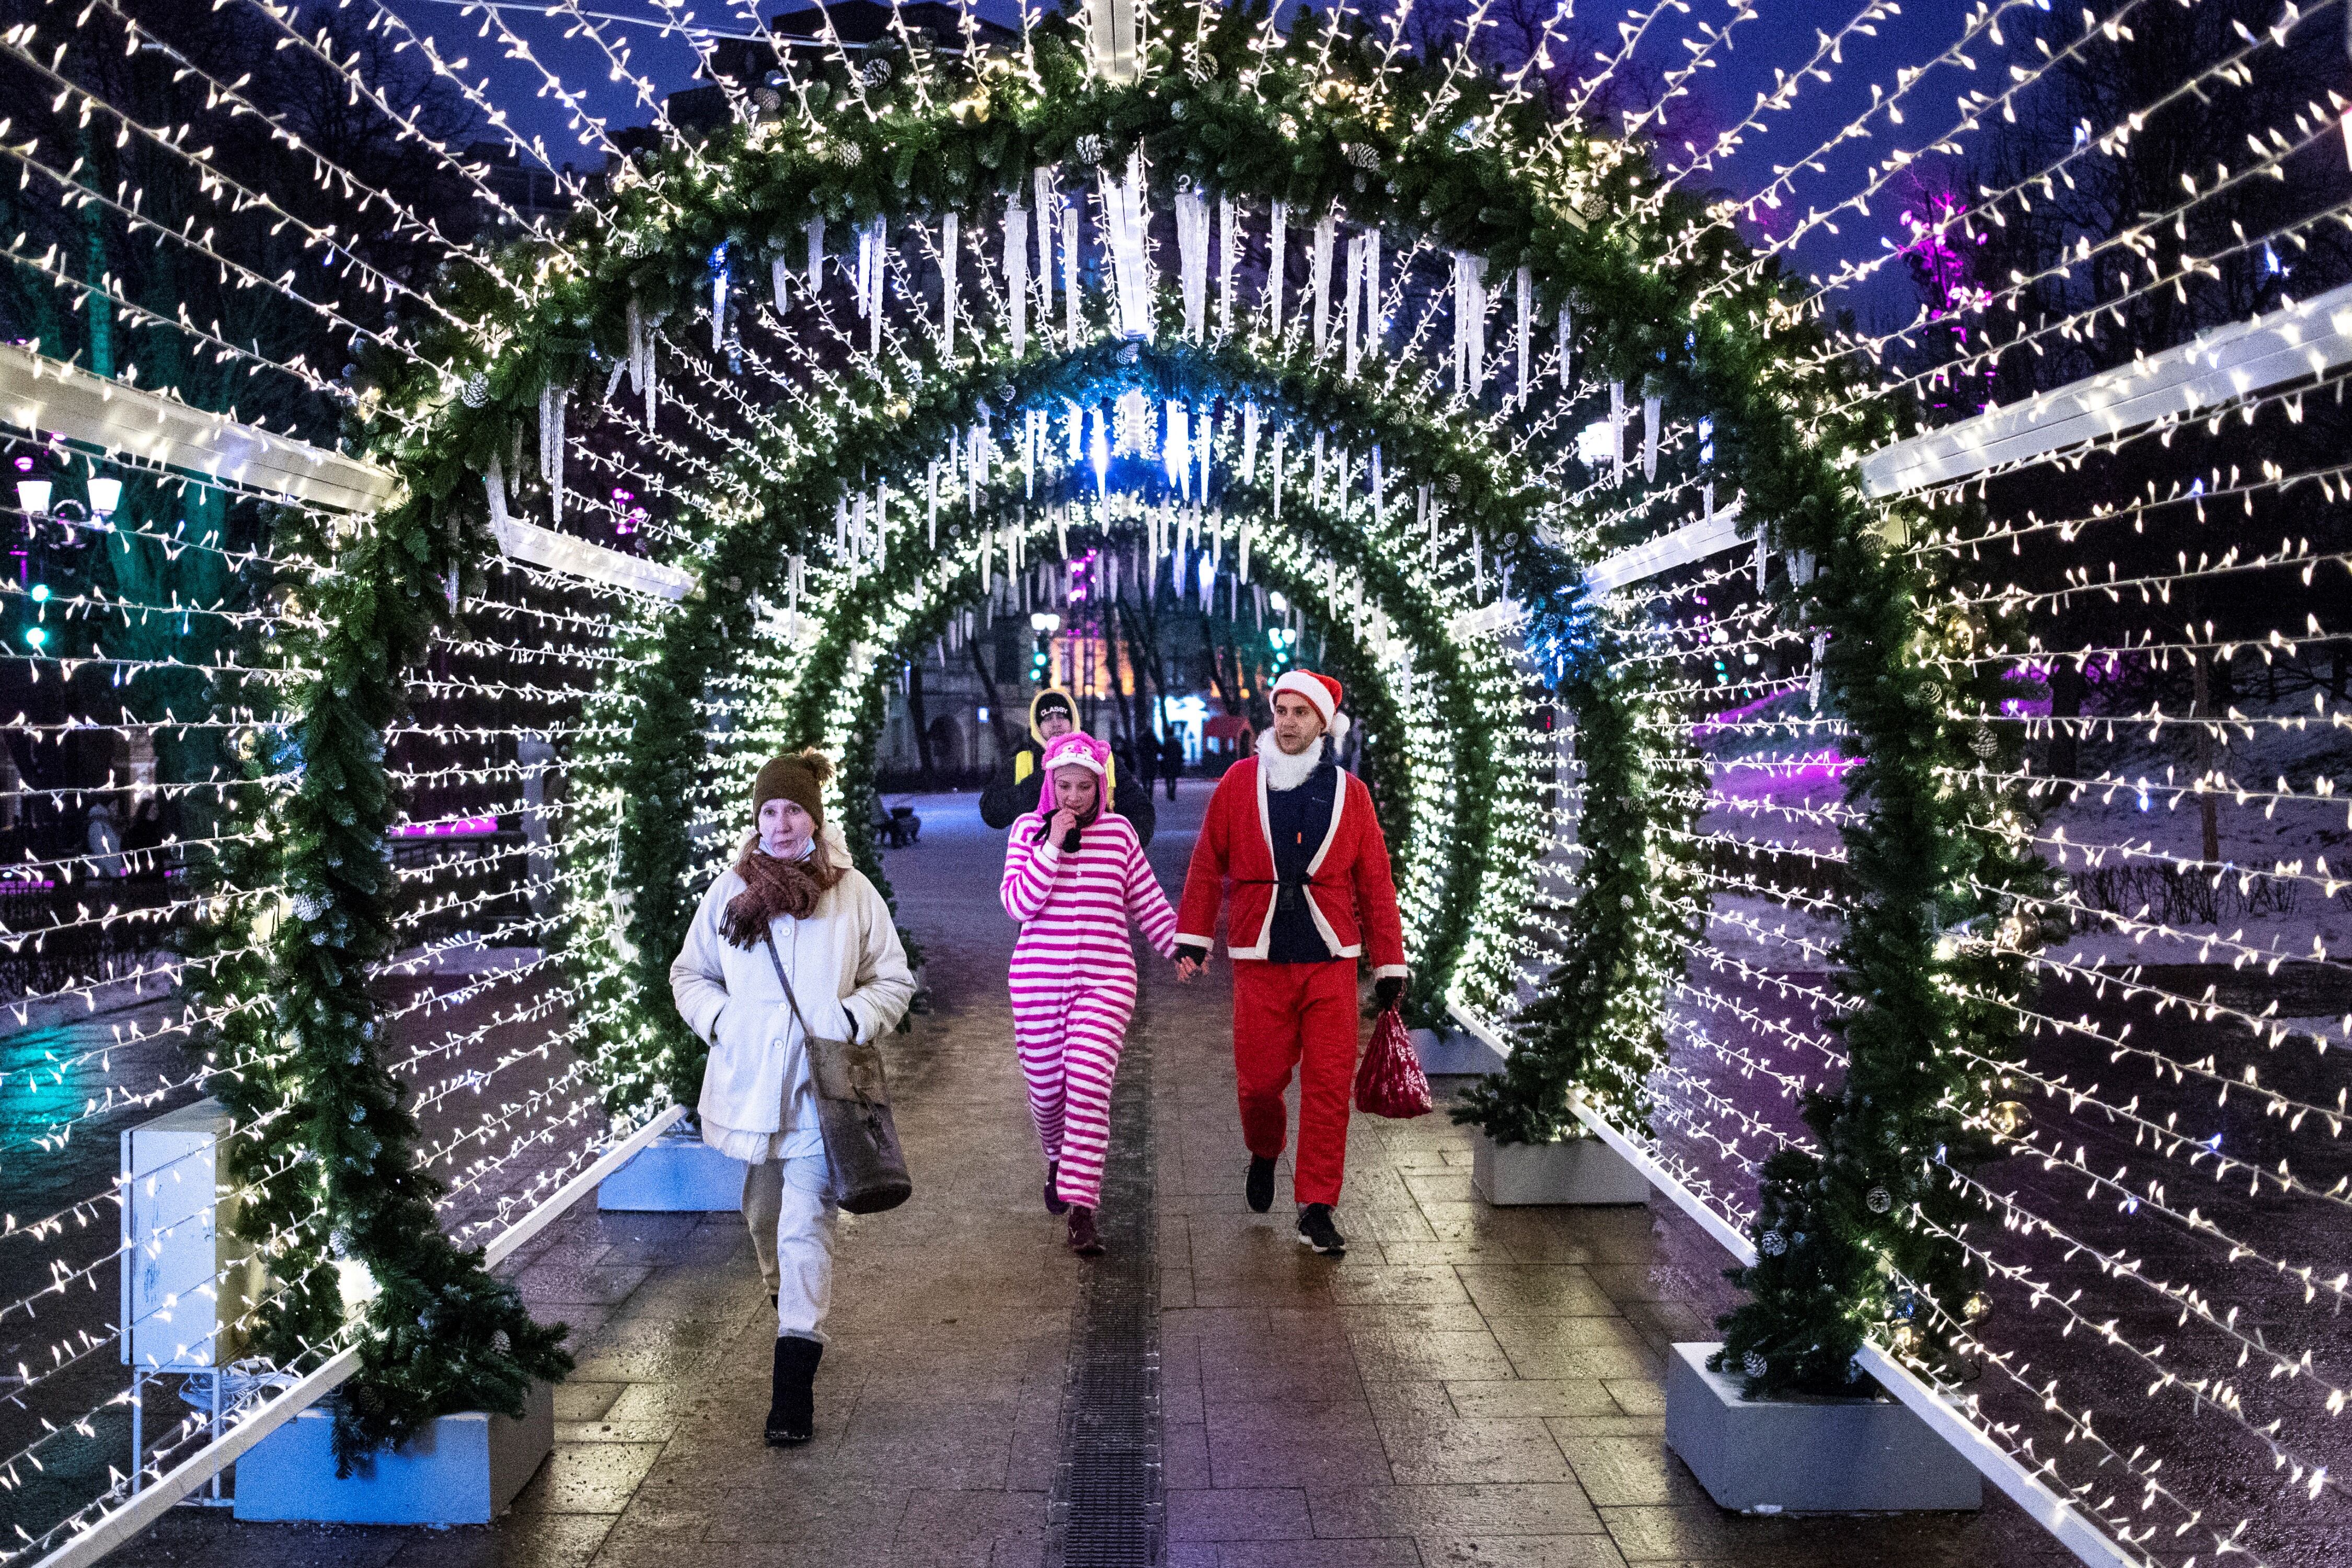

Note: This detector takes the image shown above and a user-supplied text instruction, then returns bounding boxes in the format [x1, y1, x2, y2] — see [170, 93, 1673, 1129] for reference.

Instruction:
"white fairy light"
[8, 3, 2345, 1562]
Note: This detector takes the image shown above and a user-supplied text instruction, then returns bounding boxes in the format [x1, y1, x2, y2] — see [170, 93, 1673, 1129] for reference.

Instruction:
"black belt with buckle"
[1243, 874, 1312, 915]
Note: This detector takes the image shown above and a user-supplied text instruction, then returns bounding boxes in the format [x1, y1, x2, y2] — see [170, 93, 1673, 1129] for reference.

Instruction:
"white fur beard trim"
[1258, 725, 1329, 791]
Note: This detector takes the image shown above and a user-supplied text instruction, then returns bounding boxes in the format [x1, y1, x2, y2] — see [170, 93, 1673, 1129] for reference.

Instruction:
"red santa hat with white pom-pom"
[1270, 670, 1351, 745]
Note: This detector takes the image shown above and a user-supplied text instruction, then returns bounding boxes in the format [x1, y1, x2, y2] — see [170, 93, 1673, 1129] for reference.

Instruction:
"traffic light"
[1029, 612, 1060, 685]
[1266, 624, 1295, 672]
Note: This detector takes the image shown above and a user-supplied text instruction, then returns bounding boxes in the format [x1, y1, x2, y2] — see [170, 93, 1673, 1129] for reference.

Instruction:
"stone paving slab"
[98, 786, 2070, 1568]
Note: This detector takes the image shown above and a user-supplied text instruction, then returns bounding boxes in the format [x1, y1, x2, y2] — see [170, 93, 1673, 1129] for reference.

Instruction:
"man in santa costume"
[1173, 670, 1407, 1256]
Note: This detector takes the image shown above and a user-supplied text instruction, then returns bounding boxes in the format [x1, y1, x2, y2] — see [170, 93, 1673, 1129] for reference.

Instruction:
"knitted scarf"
[720, 839, 843, 947]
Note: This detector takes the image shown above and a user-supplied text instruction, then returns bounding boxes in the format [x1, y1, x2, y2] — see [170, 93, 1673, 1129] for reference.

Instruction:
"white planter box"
[233, 1381, 554, 1524]
[597, 1127, 745, 1211]
[1410, 1027, 1506, 1076]
[1664, 1344, 1981, 1513]
[1470, 1129, 1650, 1206]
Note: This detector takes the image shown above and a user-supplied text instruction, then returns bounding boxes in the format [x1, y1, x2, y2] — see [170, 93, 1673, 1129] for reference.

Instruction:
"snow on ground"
[1665, 686, 2352, 1014]
[2031, 687, 2351, 1043]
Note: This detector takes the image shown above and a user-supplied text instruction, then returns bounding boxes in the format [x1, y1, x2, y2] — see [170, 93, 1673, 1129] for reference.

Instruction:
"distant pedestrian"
[1115, 739, 1148, 806]
[1000, 732, 1180, 1255]
[121, 798, 166, 878]
[983, 687, 1157, 844]
[670, 749, 915, 1448]
[1159, 729, 1184, 801]
[85, 801, 122, 878]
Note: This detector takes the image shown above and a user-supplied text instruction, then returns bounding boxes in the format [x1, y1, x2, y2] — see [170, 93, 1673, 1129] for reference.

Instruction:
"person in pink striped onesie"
[1000, 731, 1179, 1255]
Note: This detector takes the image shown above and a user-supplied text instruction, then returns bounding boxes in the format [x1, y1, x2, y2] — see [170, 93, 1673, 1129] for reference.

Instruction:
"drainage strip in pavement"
[1046, 1018, 1162, 1567]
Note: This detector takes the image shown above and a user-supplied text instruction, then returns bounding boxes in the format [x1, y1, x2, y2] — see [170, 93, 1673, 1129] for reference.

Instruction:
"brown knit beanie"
[752, 748, 833, 828]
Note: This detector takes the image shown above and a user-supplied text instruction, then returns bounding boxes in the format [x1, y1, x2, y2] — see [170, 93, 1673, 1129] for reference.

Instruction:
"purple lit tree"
[1893, 170, 1996, 419]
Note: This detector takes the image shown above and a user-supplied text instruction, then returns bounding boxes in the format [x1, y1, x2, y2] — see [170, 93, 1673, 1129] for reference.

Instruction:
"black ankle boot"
[766, 1335, 823, 1447]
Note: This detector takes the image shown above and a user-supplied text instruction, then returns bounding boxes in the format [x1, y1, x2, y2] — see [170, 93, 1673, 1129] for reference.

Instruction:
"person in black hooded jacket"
[979, 687, 1156, 845]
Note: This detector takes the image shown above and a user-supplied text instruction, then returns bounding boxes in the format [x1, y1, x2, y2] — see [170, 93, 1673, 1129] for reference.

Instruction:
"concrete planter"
[1410, 1027, 1506, 1077]
[233, 1381, 554, 1524]
[597, 1125, 746, 1211]
[1664, 1344, 1981, 1513]
[1470, 1129, 1650, 1206]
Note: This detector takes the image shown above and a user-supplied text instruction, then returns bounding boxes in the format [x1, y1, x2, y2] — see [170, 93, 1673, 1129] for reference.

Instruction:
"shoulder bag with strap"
[760, 933, 913, 1214]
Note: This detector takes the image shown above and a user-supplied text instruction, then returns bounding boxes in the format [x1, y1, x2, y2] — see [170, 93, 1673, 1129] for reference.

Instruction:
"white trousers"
[741, 1154, 838, 1342]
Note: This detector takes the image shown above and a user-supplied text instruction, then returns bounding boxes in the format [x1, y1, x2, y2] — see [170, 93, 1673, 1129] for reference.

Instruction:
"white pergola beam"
[1861, 275, 2352, 499]
[490, 515, 698, 602]
[1086, 0, 1144, 81]
[1581, 278, 2352, 599]
[0, 343, 398, 514]
[0, 343, 695, 602]
[1582, 498, 1746, 598]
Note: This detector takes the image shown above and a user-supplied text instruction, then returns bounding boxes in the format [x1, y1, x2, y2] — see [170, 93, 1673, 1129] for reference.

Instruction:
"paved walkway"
[107, 784, 2065, 1568]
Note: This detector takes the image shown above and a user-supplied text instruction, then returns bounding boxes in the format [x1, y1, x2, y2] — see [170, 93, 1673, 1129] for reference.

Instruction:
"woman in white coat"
[670, 748, 914, 1446]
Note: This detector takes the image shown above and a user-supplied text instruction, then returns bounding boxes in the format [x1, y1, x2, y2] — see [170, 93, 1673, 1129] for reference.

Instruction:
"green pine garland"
[292, 501, 574, 1466]
[178, 724, 345, 1383]
[1455, 598, 1709, 1145]
[1711, 514, 2048, 1395]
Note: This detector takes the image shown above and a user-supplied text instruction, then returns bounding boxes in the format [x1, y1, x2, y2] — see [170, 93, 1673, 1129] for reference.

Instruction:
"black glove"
[1374, 975, 1405, 1010]
[1174, 941, 1209, 967]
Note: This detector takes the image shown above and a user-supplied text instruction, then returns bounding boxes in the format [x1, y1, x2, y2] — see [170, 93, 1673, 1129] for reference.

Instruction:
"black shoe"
[1297, 1204, 1347, 1256]
[1245, 1155, 1276, 1214]
[765, 1335, 823, 1447]
[1044, 1161, 1069, 1215]
[1067, 1205, 1104, 1256]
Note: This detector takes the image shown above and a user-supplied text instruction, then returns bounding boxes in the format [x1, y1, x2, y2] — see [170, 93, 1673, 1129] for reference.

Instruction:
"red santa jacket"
[1174, 756, 1408, 976]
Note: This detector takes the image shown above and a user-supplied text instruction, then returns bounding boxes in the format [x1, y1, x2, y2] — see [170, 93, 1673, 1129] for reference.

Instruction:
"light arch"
[362, 22, 1850, 1138]
[270, 1, 1990, 1441]
[563, 334, 1585, 1106]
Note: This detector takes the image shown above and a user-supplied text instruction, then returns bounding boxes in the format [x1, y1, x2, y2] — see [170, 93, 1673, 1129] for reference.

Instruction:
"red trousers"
[1231, 959, 1359, 1207]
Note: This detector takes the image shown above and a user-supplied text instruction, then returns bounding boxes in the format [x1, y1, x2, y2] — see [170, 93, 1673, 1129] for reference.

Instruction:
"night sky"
[383, 0, 1996, 328]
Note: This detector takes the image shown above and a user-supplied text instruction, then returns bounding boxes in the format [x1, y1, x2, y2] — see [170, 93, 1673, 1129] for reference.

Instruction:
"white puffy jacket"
[668, 851, 914, 1162]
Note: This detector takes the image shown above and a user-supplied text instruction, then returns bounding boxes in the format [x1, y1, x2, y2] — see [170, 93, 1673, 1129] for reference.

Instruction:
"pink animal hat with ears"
[1035, 731, 1112, 815]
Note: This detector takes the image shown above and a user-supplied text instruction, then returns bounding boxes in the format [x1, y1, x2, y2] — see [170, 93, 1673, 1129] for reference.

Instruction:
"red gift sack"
[1354, 1004, 1434, 1119]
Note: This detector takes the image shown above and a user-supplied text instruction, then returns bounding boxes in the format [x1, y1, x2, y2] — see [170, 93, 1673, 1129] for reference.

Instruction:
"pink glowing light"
[391, 817, 497, 838]
[1692, 689, 1789, 741]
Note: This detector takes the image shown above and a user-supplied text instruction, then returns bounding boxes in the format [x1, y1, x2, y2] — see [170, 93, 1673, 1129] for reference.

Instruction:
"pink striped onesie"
[1001, 808, 1179, 1208]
